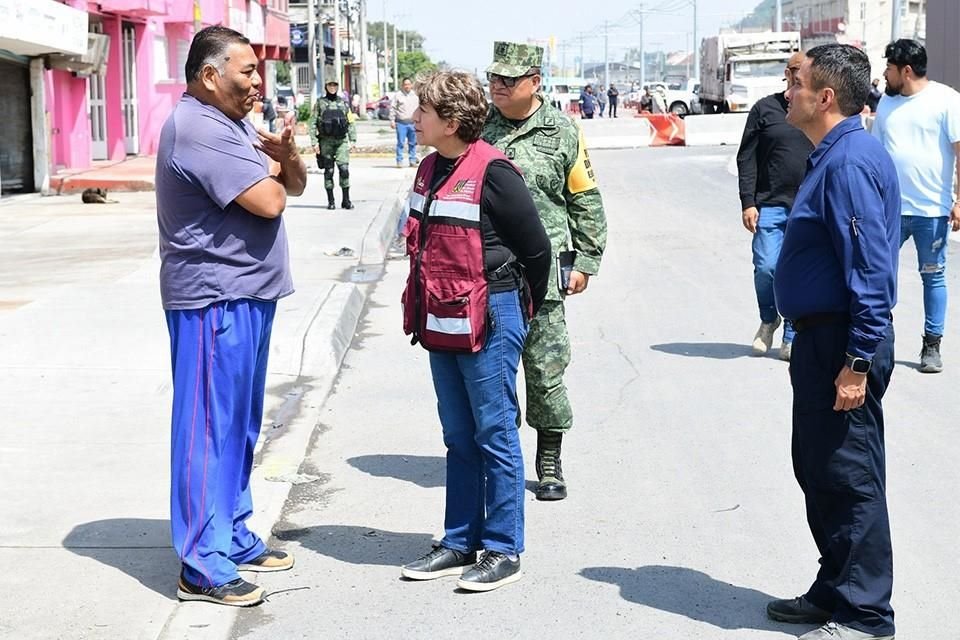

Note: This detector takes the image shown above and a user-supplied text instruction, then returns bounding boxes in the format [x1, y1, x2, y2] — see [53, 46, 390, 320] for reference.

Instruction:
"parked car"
[366, 95, 391, 120]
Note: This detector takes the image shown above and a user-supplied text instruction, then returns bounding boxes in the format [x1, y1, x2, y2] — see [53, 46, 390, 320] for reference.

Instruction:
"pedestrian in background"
[607, 84, 619, 117]
[597, 84, 607, 117]
[769, 44, 900, 640]
[483, 41, 608, 501]
[261, 96, 277, 133]
[398, 70, 550, 592]
[866, 78, 882, 114]
[579, 84, 596, 119]
[156, 25, 306, 607]
[311, 80, 356, 210]
[736, 51, 813, 361]
[872, 38, 960, 373]
[391, 77, 420, 168]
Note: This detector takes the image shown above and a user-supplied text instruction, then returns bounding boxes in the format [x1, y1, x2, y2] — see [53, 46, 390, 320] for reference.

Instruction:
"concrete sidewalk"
[47, 119, 412, 195]
[0, 158, 412, 640]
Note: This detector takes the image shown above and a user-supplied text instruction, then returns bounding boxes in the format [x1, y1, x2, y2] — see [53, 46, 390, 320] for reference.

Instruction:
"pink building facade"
[0, 0, 289, 193]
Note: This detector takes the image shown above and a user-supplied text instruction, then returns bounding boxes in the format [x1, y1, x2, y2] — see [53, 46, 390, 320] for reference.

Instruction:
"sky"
[379, 0, 767, 73]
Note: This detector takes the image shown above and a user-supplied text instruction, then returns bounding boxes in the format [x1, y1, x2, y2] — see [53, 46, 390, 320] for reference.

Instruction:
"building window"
[153, 35, 170, 81]
[176, 38, 188, 83]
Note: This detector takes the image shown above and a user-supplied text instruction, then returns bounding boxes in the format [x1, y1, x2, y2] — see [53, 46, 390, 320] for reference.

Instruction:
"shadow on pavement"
[274, 525, 435, 566]
[63, 518, 178, 600]
[894, 359, 920, 371]
[580, 565, 799, 633]
[650, 342, 756, 359]
[347, 454, 444, 488]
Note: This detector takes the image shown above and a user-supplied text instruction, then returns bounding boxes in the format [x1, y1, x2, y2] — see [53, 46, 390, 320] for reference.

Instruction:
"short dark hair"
[415, 71, 488, 142]
[402, 77, 413, 83]
[884, 38, 927, 77]
[806, 44, 871, 117]
[185, 25, 250, 83]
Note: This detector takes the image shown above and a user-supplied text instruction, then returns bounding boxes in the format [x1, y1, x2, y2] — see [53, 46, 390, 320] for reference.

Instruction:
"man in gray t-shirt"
[156, 25, 306, 608]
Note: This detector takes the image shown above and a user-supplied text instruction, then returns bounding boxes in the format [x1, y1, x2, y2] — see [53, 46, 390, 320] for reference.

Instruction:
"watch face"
[851, 358, 871, 374]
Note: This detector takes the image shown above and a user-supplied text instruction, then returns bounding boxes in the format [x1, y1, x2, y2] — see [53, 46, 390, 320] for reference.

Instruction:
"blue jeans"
[753, 205, 795, 343]
[396, 121, 417, 164]
[900, 215, 949, 336]
[428, 290, 528, 556]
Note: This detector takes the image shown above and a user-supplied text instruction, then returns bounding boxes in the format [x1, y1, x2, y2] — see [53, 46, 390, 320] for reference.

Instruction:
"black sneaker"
[177, 573, 265, 607]
[237, 549, 294, 573]
[401, 545, 477, 580]
[920, 333, 943, 373]
[457, 551, 522, 592]
[766, 596, 832, 624]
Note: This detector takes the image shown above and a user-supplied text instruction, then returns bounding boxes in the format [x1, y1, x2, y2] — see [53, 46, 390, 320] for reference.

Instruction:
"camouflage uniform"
[310, 95, 357, 190]
[482, 43, 608, 437]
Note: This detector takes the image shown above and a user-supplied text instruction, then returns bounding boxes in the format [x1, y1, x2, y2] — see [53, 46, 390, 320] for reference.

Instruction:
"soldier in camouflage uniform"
[482, 42, 607, 501]
[311, 80, 357, 210]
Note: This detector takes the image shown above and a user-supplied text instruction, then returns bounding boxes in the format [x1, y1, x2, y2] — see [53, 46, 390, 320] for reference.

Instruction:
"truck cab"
[699, 31, 801, 114]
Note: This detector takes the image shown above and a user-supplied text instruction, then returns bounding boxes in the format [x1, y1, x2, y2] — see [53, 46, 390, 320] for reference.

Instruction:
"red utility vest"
[401, 140, 512, 353]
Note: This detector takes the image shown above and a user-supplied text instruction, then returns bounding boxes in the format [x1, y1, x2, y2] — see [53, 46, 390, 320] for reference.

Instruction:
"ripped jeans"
[900, 215, 950, 336]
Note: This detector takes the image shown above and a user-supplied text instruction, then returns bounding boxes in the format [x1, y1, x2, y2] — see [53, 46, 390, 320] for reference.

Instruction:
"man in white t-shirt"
[873, 39, 960, 373]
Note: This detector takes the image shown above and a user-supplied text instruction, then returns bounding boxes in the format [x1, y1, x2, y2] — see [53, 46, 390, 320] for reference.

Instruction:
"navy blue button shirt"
[774, 115, 901, 360]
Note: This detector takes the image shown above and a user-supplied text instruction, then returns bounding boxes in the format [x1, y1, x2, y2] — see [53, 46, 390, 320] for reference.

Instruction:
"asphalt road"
[230, 146, 958, 639]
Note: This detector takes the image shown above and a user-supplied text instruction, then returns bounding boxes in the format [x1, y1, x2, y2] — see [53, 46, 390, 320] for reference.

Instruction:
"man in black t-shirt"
[737, 51, 814, 361]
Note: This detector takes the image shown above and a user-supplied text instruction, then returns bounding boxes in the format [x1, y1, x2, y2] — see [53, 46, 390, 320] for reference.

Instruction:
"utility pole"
[358, 0, 368, 108]
[381, 0, 387, 95]
[308, 0, 318, 102]
[579, 32, 585, 78]
[692, 0, 698, 82]
[403, 27, 407, 52]
[603, 21, 610, 89]
[392, 20, 398, 90]
[639, 7, 645, 89]
[333, 0, 342, 89]
[891, 0, 903, 40]
[776, 0, 782, 30]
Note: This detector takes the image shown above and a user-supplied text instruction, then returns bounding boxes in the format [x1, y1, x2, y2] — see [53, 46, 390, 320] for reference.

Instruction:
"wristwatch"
[845, 353, 872, 374]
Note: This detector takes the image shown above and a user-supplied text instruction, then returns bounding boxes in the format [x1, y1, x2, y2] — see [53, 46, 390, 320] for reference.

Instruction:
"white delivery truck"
[698, 31, 801, 114]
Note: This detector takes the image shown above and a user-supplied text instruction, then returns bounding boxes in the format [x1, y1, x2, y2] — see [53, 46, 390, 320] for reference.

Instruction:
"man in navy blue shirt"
[767, 45, 900, 640]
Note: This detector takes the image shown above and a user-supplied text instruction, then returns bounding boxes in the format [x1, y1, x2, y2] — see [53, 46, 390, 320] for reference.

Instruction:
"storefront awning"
[0, 0, 88, 57]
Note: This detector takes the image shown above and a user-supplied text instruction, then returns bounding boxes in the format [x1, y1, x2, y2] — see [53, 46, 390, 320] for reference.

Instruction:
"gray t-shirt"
[156, 93, 294, 310]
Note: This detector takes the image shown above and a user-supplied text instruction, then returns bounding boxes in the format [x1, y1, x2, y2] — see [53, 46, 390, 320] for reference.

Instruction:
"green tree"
[397, 51, 437, 81]
[368, 21, 426, 53]
[275, 60, 291, 86]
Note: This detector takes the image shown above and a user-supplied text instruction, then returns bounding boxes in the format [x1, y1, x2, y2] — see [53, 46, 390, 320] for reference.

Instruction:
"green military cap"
[485, 41, 544, 77]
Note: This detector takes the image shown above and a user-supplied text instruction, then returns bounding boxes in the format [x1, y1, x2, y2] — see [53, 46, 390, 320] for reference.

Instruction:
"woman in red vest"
[399, 71, 550, 591]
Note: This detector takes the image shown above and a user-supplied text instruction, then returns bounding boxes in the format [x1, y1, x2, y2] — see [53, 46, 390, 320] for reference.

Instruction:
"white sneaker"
[751, 318, 782, 355]
[799, 622, 894, 640]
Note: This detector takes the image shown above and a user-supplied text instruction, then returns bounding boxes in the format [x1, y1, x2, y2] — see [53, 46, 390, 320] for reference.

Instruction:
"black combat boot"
[341, 188, 355, 210]
[535, 431, 566, 501]
[920, 333, 943, 373]
[325, 188, 336, 210]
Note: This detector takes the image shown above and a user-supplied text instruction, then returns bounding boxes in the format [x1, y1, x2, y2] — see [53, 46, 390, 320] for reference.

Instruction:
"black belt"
[793, 312, 848, 332]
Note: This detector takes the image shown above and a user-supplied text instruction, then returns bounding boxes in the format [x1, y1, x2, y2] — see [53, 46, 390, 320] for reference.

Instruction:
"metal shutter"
[0, 59, 34, 194]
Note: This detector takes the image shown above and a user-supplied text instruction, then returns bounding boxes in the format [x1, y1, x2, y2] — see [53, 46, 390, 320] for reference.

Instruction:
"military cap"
[485, 41, 544, 77]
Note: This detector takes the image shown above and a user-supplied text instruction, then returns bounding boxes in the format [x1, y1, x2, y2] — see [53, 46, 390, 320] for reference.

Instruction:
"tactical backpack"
[318, 103, 349, 138]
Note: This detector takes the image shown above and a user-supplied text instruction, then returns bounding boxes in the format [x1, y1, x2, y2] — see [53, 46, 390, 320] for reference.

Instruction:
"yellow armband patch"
[566, 128, 598, 194]
[347, 111, 357, 123]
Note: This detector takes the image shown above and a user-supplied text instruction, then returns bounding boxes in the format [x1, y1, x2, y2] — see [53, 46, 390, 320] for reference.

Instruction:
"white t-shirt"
[872, 81, 960, 217]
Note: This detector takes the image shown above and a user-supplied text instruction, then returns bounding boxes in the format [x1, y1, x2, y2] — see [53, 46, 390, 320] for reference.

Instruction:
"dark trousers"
[789, 321, 895, 636]
[609, 99, 618, 117]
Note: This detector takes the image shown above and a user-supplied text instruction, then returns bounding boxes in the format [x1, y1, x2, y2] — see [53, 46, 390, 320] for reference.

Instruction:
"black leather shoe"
[457, 551, 522, 592]
[401, 545, 476, 580]
[767, 596, 832, 624]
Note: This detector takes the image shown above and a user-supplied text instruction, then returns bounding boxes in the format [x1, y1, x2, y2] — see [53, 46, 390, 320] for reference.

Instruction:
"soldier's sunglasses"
[487, 72, 538, 88]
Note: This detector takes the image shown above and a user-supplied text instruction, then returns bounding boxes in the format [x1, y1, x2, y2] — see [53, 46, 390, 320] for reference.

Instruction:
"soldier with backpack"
[311, 80, 357, 210]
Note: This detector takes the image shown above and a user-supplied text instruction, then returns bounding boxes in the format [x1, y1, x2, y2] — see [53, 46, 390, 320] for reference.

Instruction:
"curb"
[154, 183, 409, 640]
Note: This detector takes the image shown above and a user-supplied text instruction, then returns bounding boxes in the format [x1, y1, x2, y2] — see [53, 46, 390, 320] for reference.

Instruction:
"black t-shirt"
[736, 92, 814, 210]
[429, 155, 551, 313]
